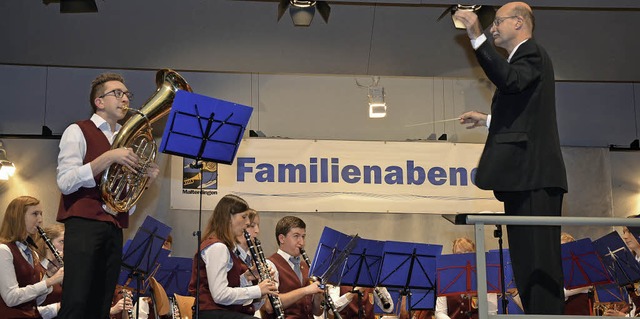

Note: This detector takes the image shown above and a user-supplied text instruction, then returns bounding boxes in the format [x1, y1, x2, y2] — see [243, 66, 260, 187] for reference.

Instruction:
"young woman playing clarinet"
[189, 194, 278, 319]
[0, 196, 64, 319]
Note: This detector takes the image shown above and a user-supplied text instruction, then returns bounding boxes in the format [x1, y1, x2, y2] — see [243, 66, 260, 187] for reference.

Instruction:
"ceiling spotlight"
[278, 0, 330, 27]
[43, 0, 98, 13]
[0, 141, 16, 180]
[437, 4, 495, 30]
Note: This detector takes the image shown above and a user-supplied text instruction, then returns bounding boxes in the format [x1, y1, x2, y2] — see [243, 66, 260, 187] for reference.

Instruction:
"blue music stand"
[593, 282, 630, 315]
[562, 238, 613, 289]
[340, 238, 385, 288]
[594, 282, 629, 303]
[593, 231, 640, 286]
[496, 293, 524, 315]
[153, 256, 193, 296]
[118, 215, 172, 306]
[159, 90, 252, 319]
[436, 252, 503, 296]
[159, 90, 253, 165]
[378, 241, 442, 311]
[310, 227, 354, 283]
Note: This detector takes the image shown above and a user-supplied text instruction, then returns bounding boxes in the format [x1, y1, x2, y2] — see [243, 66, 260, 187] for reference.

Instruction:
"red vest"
[57, 119, 128, 228]
[338, 286, 375, 319]
[0, 243, 45, 319]
[267, 253, 313, 319]
[188, 236, 254, 315]
[563, 292, 592, 315]
[446, 294, 478, 319]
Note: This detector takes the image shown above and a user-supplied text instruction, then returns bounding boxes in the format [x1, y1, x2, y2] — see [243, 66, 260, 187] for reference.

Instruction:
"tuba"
[100, 69, 192, 213]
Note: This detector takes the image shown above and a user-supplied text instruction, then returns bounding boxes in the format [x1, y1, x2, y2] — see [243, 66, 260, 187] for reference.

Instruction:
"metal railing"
[450, 214, 640, 319]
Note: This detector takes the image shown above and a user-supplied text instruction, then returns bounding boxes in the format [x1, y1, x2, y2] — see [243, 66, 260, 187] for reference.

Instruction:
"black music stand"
[160, 90, 252, 319]
[562, 238, 613, 289]
[340, 238, 385, 319]
[593, 231, 640, 286]
[118, 216, 172, 318]
[377, 241, 442, 313]
[154, 256, 193, 296]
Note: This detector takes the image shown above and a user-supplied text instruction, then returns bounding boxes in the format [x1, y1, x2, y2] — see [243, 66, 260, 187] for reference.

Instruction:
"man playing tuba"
[56, 72, 160, 319]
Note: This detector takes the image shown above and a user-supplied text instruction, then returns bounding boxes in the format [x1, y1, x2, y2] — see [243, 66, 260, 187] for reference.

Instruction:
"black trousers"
[57, 217, 123, 319]
[494, 188, 565, 315]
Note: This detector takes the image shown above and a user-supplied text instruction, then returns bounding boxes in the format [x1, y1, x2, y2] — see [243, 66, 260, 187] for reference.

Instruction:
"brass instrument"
[100, 69, 192, 213]
[593, 301, 630, 316]
[244, 230, 285, 319]
[300, 248, 342, 319]
[36, 226, 63, 275]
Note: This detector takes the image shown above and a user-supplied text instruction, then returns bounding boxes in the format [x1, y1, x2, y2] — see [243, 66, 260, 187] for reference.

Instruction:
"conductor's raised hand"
[459, 111, 488, 129]
[453, 9, 483, 39]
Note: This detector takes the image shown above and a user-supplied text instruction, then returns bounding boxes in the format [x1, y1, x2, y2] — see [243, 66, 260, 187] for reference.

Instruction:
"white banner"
[169, 139, 502, 213]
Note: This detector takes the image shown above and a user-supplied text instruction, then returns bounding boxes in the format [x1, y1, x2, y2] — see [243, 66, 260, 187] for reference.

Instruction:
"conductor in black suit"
[454, 2, 567, 315]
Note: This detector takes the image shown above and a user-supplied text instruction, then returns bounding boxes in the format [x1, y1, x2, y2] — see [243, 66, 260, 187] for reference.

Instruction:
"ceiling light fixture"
[356, 76, 387, 119]
[278, 0, 330, 27]
[437, 4, 495, 30]
[43, 0, 98, 13]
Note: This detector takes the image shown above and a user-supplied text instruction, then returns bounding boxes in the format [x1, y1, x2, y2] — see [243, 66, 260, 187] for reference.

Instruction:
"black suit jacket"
[474, 38, 567, 192]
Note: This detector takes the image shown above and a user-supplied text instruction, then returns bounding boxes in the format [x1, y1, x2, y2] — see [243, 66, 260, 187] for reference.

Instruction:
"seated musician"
[0, 196, 64, 319]
[188, 194, 278, 319]
[264, 216, 324, 319]
[335, 286, 394, 319]
[435, 237, 497, 319]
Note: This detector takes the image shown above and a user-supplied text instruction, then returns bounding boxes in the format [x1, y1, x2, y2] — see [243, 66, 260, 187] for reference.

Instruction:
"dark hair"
[90, 73, 125, 113]
[203, 194, 250, 248]
[274, 216, 306, 246]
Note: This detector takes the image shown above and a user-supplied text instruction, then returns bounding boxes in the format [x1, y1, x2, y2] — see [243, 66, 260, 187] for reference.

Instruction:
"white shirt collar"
[507, 38, 529, 63]
[90, 113, 122, 133]
[277, 248, 294, 261]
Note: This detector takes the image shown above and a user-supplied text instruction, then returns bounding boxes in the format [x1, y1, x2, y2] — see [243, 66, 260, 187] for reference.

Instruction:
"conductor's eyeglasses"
[100, 89, 134, 100]
[492, 15, 518, 27]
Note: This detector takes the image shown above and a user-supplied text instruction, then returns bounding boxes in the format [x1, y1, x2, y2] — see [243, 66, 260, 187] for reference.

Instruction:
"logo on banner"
[182, 158, 218, 195]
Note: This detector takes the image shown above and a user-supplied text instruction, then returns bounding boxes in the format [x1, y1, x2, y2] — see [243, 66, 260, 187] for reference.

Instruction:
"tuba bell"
[100, 69, 192, 213]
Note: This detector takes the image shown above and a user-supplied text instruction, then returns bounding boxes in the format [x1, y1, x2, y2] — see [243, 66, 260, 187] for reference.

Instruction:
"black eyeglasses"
[99, 89, 134, 100]
[492, 15, 519, 27]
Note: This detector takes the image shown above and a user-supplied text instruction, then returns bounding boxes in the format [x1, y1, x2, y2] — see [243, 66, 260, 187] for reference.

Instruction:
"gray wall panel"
[0, 65, 46, 135]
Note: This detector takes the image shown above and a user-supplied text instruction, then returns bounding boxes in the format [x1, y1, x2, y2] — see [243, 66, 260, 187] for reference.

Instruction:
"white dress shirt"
[201, 242, 263, 308]
[57, 113, 120, 195]
[0, 243, 58, 319]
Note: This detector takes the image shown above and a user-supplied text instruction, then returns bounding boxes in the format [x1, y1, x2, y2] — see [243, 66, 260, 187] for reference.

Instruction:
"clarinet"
[168, 296, 180, 319]
[121, 289, 135, 319]
[244, 231, 285, 319]
[299, 248, 342, 319]
[36, 226, 64, 267]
